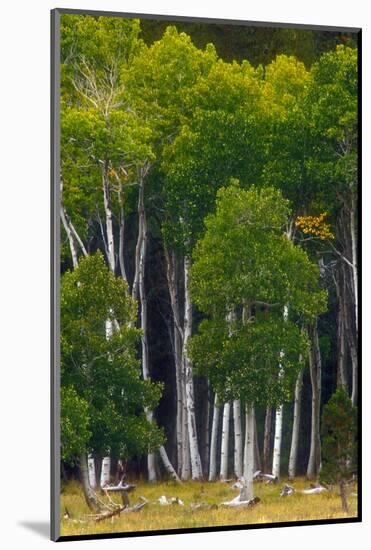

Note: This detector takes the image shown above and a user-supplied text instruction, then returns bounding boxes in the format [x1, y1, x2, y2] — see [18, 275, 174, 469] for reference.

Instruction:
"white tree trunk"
[136, 182, 157, 482]
[164, 247, 184, 474]
[209, 393, 220, 481]
[272, 405, 283, 479]
[288, 366, 304, 480]
[220, 402, 231, 480]
[183, 255, 203, 480]
[350, 198, 358, 334]
[87, 455, 97, 489]
[242, 406, 255, 501]
[102, 162, 115, 273]
[158, 446, 181, 481]
[60, 179, 87, 268]
[60, 205, 79, 269]
[79, 453, 100, 511]
[181, 411, 191, 480]
[233, 400, 243, 478]
[272, 304, 288, 479]
[118, 186, 128, 283]
[307, 320, 322, 479]
[343, 288, 358, 406]
[348, 203, 358, 405]
[100, 456, 111, 487]
[174, 329, 184, 474]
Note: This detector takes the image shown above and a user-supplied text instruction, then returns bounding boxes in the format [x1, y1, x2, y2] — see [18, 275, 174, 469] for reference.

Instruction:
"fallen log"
[301, 486, 328, 495]
[222, 496, 260, 508]
[280, 484, 328, 497]
[253, 471, 278, 483]
[103, 480, 136, 493]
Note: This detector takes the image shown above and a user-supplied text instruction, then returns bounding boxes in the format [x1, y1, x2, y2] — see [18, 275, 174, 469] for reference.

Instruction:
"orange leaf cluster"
[295, 212, 335, 240]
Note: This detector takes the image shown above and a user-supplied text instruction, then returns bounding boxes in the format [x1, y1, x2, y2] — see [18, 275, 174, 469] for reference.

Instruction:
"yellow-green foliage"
[60, 478, 357, 537]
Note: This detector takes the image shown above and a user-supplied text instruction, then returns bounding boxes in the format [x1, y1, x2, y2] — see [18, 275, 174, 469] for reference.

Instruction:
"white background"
[0, 0, 369, 548]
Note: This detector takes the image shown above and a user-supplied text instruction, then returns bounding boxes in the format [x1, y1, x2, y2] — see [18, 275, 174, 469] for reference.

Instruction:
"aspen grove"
[59, 14, 358, 522]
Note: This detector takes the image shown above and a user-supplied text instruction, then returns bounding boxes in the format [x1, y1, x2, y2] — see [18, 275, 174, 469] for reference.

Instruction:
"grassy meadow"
[60, 478, 358, 537]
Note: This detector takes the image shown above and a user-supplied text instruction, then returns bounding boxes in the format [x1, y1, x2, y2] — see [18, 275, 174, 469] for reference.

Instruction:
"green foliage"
[189, 315, 308, 407]
[61, 253, 164, 461]
[61, 386, 91, 464]
[191, 184, 326, 317]
[60, 14, 154, 267]
[58, 17, 357, 479]
[161, 60, 265, 253]
[320, 387, 357, 484]
[61, 14, 141, 86]
[188, 184, 326, 406]
[124, 26, 217, 138]
[306, 45, 358, 204]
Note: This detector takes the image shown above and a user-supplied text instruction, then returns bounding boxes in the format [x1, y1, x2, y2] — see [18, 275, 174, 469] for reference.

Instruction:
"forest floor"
[60, 477, 358, 537]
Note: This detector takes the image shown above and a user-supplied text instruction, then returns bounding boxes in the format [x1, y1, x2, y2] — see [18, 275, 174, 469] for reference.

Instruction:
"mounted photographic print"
[51, 8, 361, 542]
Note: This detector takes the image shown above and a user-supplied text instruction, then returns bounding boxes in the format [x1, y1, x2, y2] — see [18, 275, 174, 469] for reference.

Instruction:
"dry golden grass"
[60, 477, 358, 537]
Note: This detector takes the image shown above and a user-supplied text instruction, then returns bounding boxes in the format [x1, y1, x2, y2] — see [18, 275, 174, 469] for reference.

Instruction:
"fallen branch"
[222, 495, 261, 508]
[301, 486, 328, 495]
[280, 484, 328, 497]
[253, 471, 278, 483]
[94, 497, 148, 522]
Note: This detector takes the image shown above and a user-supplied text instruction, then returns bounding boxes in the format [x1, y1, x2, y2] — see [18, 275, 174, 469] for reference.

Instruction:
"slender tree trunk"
[164, 247, 184, 474]
[272, 405, 283, 479]
[158, 446, 181, 481]
[60, 179, 87, 268]
[272, 304, 289, 479]
[100, 456, 111, 487]
[118, 186, 127, 283]
[344, 297, 358, 406]
[202, 381, 211, 478]
[60, 205, 79, 269]
[350, 197, 358, 335]
[174, 329, 184, 474]
[79, 453, 100, 511]
[183, 255, 203, 480]
[209, 393, 220, 481]
[87, 455, 97, 489]
[341, 263, 358, 406]
[242, 406, 255, 501]
[254, 413, 261, 472]
[233, 400, 243, 478]
[180, 390, 191, 480]
[220, 402, 231, 480]
[288, 367, 304, 480]
[135, 176, 157, 481]
[307, 320, 322, 479]
[336, 268, 348, 391]
[180, 357, 191, 480]
[263, 407, 272, 473]
[101, 161, 115, 273]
